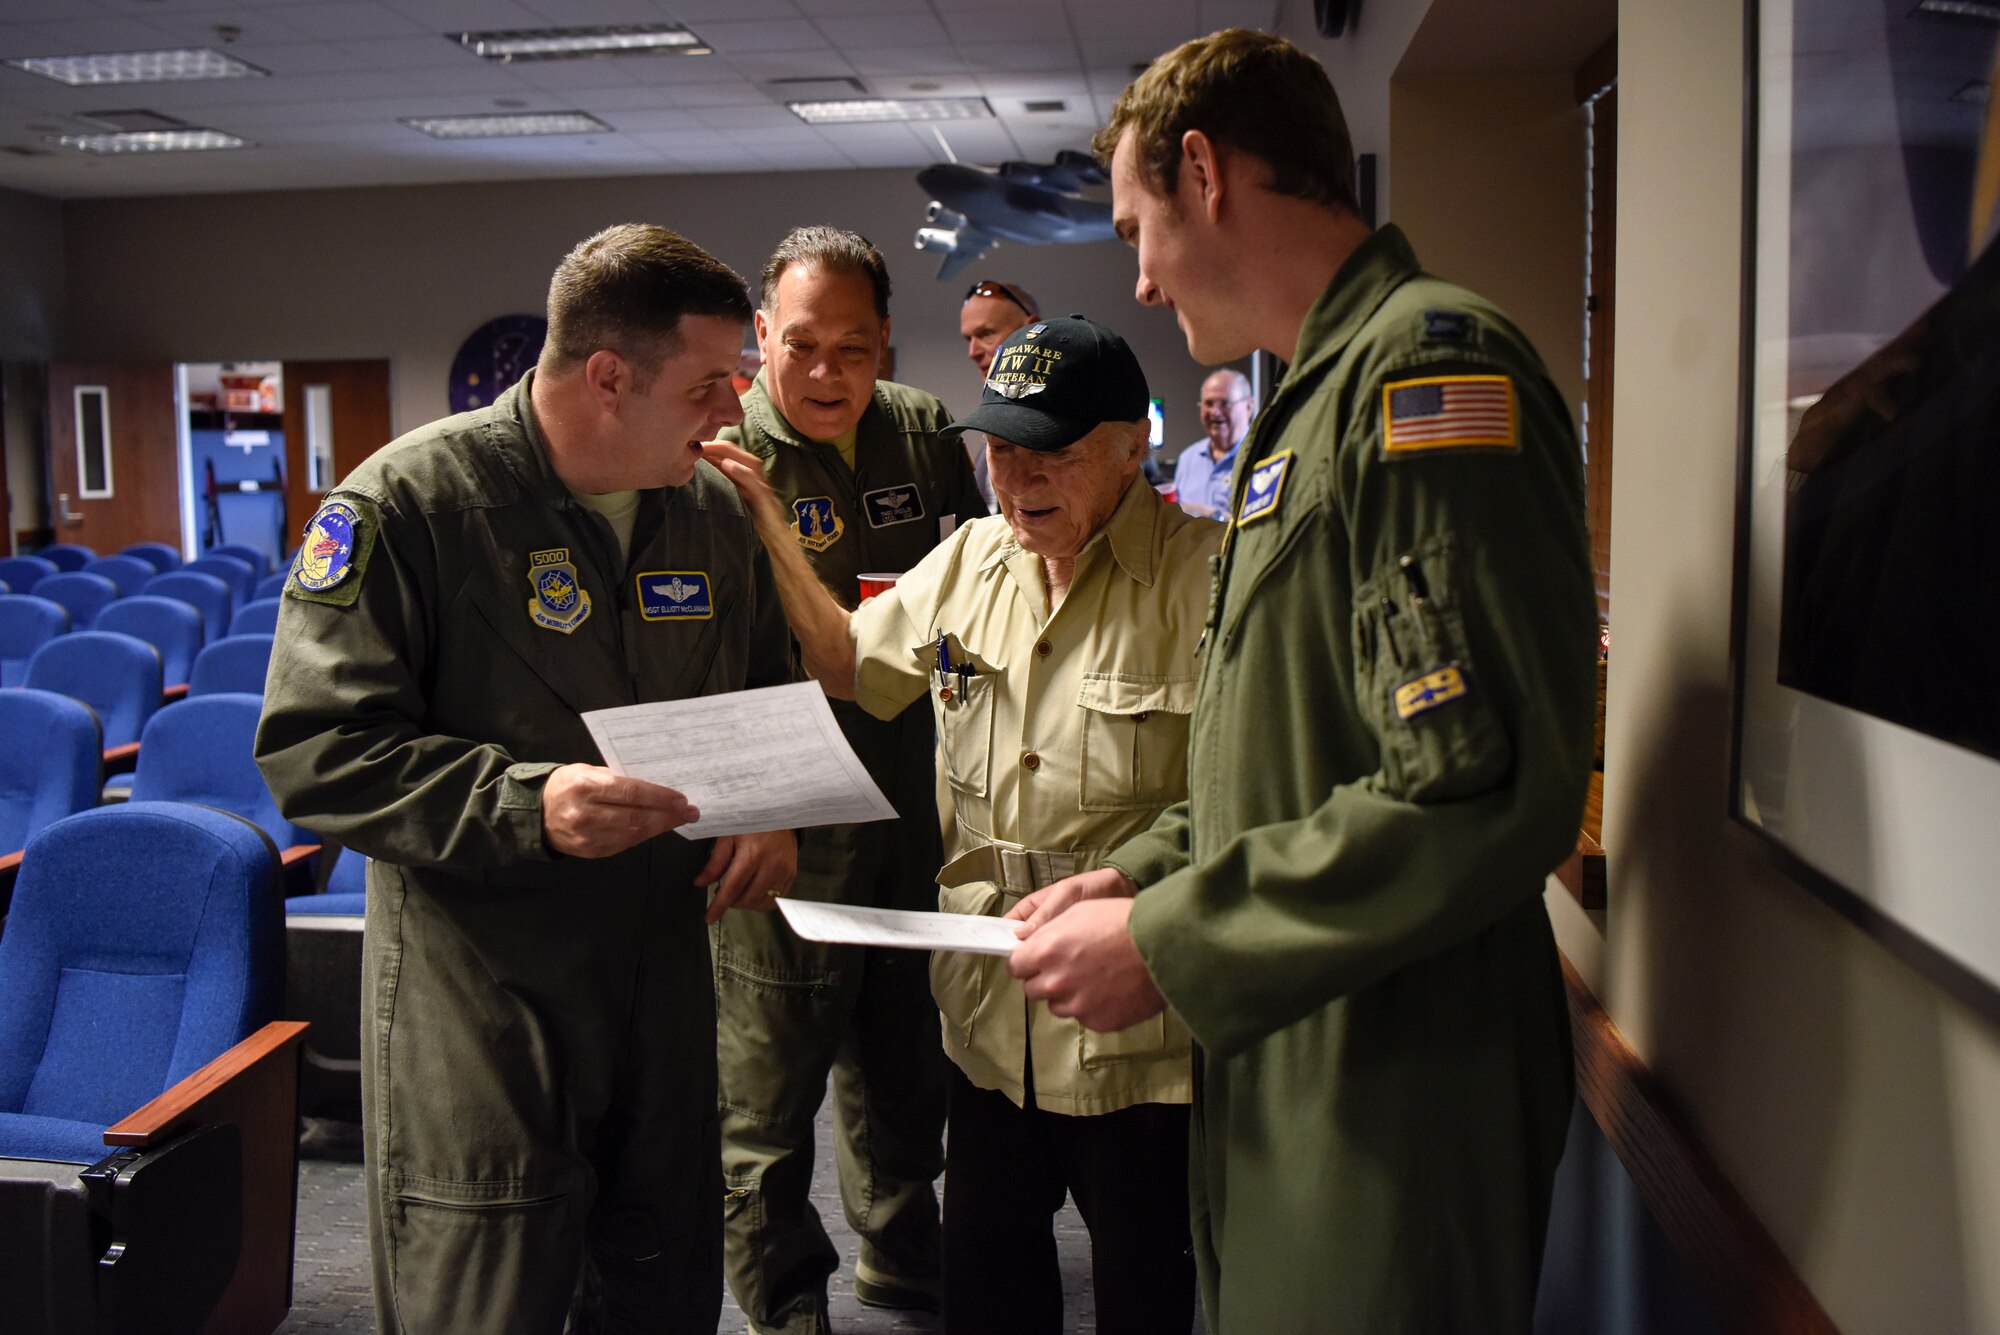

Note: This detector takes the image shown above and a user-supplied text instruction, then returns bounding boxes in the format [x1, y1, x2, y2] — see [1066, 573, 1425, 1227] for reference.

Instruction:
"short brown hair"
[1094, 29, 1358, 214]
[542, 223, 752, 379]
[760, 225, 892, 321]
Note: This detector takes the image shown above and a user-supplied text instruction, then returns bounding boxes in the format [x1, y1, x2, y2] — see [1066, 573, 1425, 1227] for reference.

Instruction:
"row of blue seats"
[7, 539, 273, 579]
[1, 586, 284, 688]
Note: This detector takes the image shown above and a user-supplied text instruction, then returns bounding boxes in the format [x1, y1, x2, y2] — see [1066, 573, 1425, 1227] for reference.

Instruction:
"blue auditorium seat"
[142, 570, 231, 646]
[228, 597, 283, 638]
[31, 572, 118, 630]
[96, 596, 204, 690]
[0, 555, 58, 595]
[210, 543, 270, 577]
[0, 690, 101, 910]
[0, 803, 305, 1334]
[189, 634, 274, 697]
[184, 554, 255, 607]
[24, 631, 162, 755]
[0, 595, 69, 688]
[129, 693, 313, 852]
[253, 571, 289, 602]
[32, 544, 93, 573]
[81, 555, 155, 600]
[119, 542, 182, 574]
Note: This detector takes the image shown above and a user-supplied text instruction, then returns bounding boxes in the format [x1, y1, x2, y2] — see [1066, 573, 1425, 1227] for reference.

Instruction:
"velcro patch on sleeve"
[1381, 375, 1518, 456]
[285, 497, 380, 607]
[1394, 664, 1470, 720]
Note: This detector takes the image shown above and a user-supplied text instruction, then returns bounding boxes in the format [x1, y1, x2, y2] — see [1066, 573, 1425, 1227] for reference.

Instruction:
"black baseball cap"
[940, 314, 1150, 451]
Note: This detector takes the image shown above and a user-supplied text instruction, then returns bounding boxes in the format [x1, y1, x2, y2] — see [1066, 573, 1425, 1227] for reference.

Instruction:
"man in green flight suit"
[255, 223, 798, 1334]
[712, 225, 986, 1335]
[1008, 30, 1596, 1335]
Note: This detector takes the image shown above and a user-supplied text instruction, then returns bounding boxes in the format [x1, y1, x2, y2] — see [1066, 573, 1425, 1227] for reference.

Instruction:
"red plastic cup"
[857, 572, 900, 602]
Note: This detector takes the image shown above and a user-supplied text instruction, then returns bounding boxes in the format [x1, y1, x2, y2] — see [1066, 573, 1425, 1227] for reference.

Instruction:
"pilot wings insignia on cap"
[984, 376, 1047, 399]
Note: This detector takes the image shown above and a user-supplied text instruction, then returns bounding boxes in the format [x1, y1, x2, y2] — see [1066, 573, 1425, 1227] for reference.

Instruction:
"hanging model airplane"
[913, 150, 1116, 280]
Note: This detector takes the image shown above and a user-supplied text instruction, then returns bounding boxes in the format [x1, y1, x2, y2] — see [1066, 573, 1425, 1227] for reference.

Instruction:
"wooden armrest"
[107, 1020, 308, 1147]
[0, 849, 19, 917]
[102, 742, 142, 774]
[162, 682, 189, 702]
[279, 843, 322, 869]
[104, 1019, 309, 1335]
[1555, 829, 1606, 909]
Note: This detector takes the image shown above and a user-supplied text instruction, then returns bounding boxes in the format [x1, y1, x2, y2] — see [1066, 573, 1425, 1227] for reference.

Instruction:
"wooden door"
[279, 360, 393, 554]
[45, 362, 183, 556]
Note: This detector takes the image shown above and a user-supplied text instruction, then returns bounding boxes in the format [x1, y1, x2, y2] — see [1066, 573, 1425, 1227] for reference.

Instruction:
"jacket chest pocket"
[1075, 672, 1197, 812]
[934, 666, 1000, 798]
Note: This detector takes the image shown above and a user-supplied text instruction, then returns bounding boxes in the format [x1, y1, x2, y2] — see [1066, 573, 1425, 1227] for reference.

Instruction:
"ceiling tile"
[726, 50, 859, 83]
[135, 9, 318, 47]
[1195, 0, 1279, 31]
[810, 14, 947, 48]
[331, 35, 490, 71]
[844, 46, 968, 77]
[697, 19, 826, 54]
[0, 17, 187, 59]
[967, 43, 1080, 74]
[936, 7, 1069, 46]
[789, 0, 933, 13]
[267, 2, 430, 43]
[375, 0, 549, 30]
[661, 0, 804, 20]
[691, 102, 800, 130]
[663, 79, 776, 107]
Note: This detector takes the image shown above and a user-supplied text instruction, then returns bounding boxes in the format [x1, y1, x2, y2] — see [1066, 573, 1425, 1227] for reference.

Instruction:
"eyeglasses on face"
[964, 280, 1036, 319]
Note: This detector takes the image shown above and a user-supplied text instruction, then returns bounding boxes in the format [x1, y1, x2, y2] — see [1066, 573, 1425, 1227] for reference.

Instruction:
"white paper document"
[777, 897, 1023, 957]
[582, 682, 897, 839]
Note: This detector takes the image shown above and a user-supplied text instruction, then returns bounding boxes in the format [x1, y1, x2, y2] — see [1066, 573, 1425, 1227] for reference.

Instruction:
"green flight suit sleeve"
[1124, 346, 1596, 1059]
[1102, 800, 1193, 887]
[254, 491, 557, 870]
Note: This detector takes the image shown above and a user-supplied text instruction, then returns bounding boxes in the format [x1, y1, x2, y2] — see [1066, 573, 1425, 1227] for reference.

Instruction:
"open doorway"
[179, 361, 289, 571]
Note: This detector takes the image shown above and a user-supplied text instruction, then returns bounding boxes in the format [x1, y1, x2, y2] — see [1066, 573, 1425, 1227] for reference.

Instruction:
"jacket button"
[938, 687, 954, 703]
[1133, 712, 1150, 723]
[1036, 639, 1052, 658]
[1022, 751, 1040, 771]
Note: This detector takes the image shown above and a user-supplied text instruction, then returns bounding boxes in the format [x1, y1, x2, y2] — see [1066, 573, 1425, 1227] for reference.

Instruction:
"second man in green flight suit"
[713, 225, 987, 1335]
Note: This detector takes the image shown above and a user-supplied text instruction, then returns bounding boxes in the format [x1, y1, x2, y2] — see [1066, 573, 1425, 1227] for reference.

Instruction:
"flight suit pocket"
[935, 666, 999, 799]
[1075, 672, 1197, 812]
[1352, 542, 1512, 802]
[930, 879, 1002, 1045]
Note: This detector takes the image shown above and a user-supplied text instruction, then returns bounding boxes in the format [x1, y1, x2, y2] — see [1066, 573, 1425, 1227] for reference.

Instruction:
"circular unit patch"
[295, 501, 359, 591]
[449, 314, 548, 415]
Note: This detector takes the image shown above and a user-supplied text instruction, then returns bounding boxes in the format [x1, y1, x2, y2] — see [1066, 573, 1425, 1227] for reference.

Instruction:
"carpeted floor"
[274, 1112, 1169, 1334]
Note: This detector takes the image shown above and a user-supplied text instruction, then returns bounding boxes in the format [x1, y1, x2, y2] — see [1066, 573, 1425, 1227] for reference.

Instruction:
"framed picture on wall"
[1731, 0, 2000, 1025]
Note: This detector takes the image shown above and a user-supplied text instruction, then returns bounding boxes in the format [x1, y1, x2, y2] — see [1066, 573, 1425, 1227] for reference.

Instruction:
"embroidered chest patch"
[1235, 451, 1293, 526]
[527, 547, 592, 634]
[793, 497, 846, 552]
[294, 501, 359, 591]
[1394, 664, 1470, 720]
[863, 484, 925, 528]
[637, 570, 713, 620]
[1381, 375, 1518, 455]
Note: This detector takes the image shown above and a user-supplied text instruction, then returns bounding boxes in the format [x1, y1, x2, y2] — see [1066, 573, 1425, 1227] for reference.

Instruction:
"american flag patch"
[1381, 374, 1517, 455]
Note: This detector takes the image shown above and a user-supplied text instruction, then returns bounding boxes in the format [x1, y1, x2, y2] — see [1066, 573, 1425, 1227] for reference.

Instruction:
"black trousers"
[942, 1065, 1195, 1335]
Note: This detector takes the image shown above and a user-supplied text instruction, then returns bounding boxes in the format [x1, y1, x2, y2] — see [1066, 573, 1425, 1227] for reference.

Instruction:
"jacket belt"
[936, 841, 1104, 896]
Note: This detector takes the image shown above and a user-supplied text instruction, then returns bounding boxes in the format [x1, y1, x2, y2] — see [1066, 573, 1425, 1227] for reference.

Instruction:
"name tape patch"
[1394, 664, 1470, 721]
[637, 570, 713, 621]
[1235, 450, 1293, 526]
[793, 496, 846, 552]
[1381, 374, 1517, 455]
[863, 483, 925, 529]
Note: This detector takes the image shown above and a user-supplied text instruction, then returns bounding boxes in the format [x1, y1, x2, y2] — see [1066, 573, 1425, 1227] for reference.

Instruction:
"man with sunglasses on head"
[712, 225, 986, 1335]
[958, 279, 1040, 510]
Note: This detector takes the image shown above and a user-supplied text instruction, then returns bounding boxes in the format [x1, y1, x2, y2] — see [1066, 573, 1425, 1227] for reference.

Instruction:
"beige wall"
[1560, 1, 2000, 1331]
[1, 185, 62, 543]
[57, 168, 1218, 450]
[1388, 71, 1586, 416]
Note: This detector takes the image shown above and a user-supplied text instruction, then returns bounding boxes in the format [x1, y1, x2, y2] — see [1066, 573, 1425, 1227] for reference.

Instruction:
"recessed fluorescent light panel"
[1913, 0, 2000, 21]
[788, 98, 994, 125]
[8, 48, 266, 86]
[402, 112, 612, 139]
[452, 24, 710, 62]
[52, 128, 248, 154]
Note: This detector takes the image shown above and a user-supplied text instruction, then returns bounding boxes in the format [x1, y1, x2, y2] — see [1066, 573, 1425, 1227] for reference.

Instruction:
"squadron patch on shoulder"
[1234, 451, 1293, 526]
[793, 496, 846, 553]
[637, 570, 713, 621]
[1394, 664, 1470, 721]
[286, 498, 379, 607]
[527, 547, 592, 634]
[293, 502, 359, 591]
[1381, 375, 1518, 456]
[863, 483, 925, 528]
[1422, 310, 1474, 343]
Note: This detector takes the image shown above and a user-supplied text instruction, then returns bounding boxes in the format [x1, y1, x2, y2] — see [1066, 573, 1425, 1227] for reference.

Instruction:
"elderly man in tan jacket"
[705, 314, 1219, 1335]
